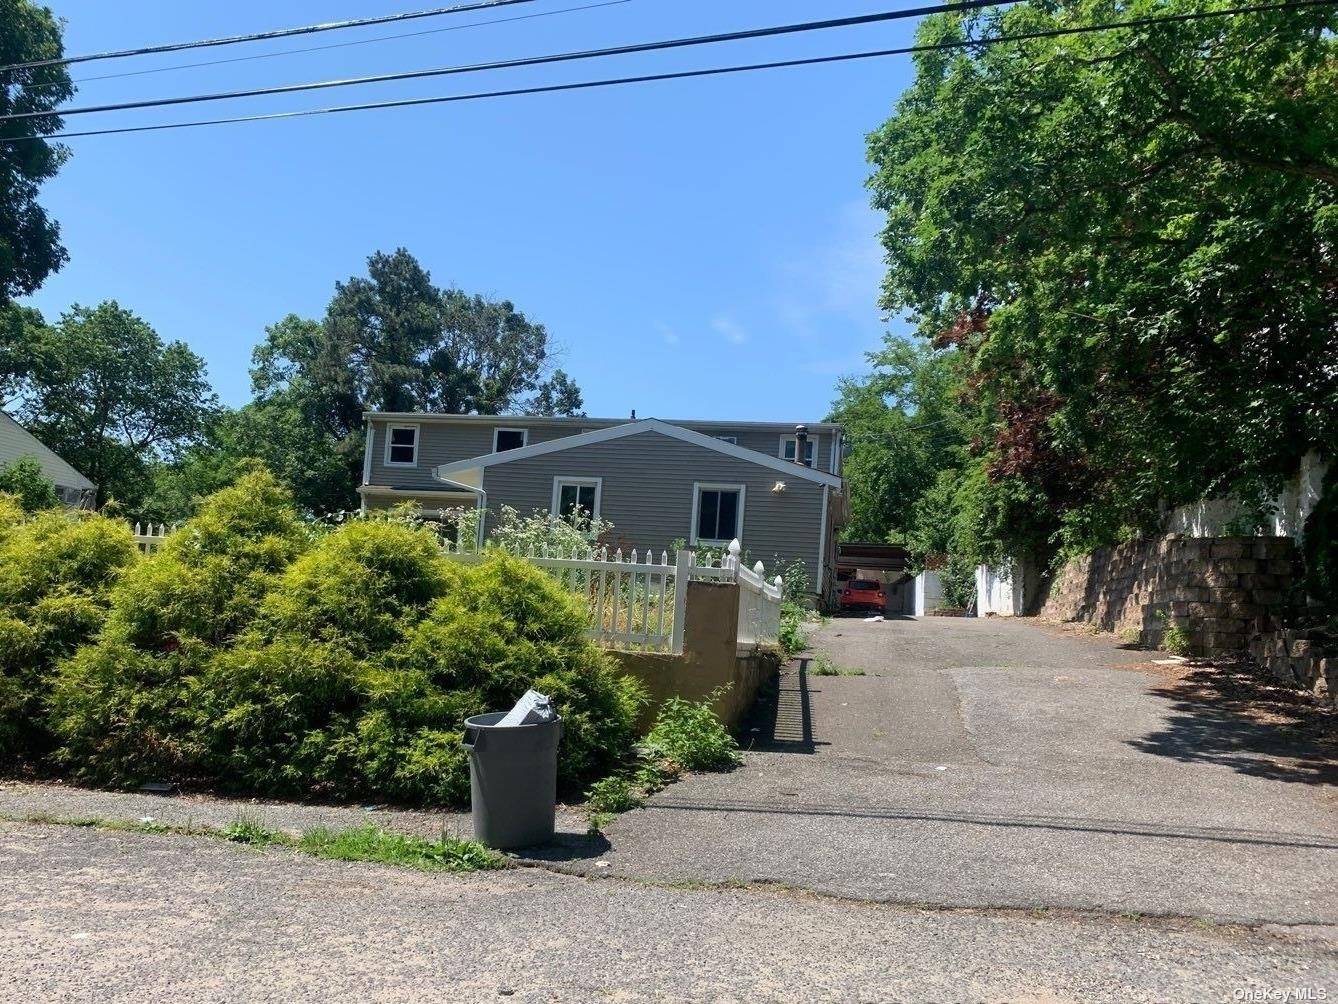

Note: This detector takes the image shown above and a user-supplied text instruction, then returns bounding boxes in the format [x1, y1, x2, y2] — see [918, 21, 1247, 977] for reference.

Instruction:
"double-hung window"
[780, 435, 816, 467]
[552, 477, 602, 524]
[384, 424, 419, 466]
[692, 483, 745, 545]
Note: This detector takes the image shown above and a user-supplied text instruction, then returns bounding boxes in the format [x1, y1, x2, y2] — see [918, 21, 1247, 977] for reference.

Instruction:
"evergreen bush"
[0, 502, 138, 758]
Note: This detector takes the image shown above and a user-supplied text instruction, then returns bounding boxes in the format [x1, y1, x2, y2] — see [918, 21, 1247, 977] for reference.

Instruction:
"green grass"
[6, 811, 504, 873]
[808, 654, 866, 677]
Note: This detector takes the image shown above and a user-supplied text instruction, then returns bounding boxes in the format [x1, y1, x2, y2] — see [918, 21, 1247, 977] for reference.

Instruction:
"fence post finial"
[753, 560, 765, 577]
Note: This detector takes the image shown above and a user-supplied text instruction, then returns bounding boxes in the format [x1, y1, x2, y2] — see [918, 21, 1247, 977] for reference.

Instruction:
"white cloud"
[776, 199, 887, 340]
[711, 315, 748, 345]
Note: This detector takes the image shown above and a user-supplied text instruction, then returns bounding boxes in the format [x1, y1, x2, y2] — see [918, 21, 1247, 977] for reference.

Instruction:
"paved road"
[567, 616, 1338, 926]
[3, 821, 1334, 1003]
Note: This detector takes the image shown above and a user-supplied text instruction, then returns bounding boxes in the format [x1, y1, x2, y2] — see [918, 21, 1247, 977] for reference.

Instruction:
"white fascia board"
[432, 418, 843, 487]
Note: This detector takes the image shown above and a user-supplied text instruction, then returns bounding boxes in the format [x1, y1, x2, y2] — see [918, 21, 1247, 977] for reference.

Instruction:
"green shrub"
[642, 695, 740, 772]
[586, 774, 644, 814]
[375, 552, 646, 801]
[50, 471, 311, 781]
[0, 508, 138, 758]
[779, 602, 808, 655]
[0, 457, 61, 513]
[1162, 623, 1193, 657]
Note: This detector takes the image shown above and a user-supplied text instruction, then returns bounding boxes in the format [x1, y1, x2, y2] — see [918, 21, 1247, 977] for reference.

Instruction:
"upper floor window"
[493, 427, 528, 452]
[384, 424, 419, 466]
[692, 482, 745, 546]
[780, 435, 816, 467]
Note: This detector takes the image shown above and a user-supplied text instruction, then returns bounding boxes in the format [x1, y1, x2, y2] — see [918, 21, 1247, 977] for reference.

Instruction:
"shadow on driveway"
[639, 797, 1338, 851]
[1128, 661, 1338, 786]
[737, 663, 828, 755]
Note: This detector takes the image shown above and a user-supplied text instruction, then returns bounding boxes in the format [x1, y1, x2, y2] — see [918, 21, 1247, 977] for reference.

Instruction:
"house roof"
[432, 418, 844, 488]
[366, 411, 843, 433]
[0, 411, 96, 491]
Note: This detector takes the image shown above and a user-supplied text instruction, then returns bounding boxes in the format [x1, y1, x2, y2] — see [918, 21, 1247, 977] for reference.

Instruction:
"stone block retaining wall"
[1038, 535, 1302, 657]
[1247, 626, 1336, 704]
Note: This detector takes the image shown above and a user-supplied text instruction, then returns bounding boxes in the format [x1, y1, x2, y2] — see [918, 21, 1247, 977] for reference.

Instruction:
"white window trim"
[690, 482, 746, 546]
[383, 423, 420, 467]
[779, 434, 817, 468]
[551, 476, 603, 522]
[714, 435, 738, 445]
[492, 426, 529, 453]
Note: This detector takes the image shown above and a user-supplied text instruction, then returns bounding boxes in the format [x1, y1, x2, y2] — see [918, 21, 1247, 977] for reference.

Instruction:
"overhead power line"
[2, 0, 1330, 144]
[52, 0, 634, 90]
[0, 0, 546, 73]
[1, 0, 1011, 123]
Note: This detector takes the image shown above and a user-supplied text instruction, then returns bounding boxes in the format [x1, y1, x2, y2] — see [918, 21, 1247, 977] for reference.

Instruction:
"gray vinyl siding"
[480, 430, 828, 585]
[366, 418, 838, 490]
[367, 419, 577, 491]
[706, 428, 829, 473]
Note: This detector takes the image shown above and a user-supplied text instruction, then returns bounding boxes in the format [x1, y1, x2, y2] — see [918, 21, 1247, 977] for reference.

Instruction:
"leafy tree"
[867, 0, 1338, 566]
[0, 456, 59, 512]
[13, 302, 218, 507]
[528, 368, 585, 417]
[0, 304, 44, 403]
[140, 397, 358, 522]
[826, 336, 970, 544]
[0, 1, 73, 302]
[244, 249, 580, 513]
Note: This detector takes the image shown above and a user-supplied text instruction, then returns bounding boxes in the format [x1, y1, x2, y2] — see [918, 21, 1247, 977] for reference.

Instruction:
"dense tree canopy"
[10, 302, 217, 506]
[142, 249, 581, 520]
[0, 0, 73, 302]
[865, 0, 1337, 566]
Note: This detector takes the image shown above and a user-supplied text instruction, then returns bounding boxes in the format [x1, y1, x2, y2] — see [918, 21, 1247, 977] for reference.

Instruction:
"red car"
[839, 578, 887, 612]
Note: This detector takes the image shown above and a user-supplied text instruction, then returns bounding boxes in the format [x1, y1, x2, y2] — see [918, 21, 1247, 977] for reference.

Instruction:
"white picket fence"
[442, 539, 784, 655]
[127, 519, 783, 656]
[131, 522, 171, 555]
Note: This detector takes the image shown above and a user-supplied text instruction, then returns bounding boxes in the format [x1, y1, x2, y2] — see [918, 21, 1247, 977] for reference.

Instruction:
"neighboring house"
[359, 413, 847, 598]
[0, 410, 96, 508]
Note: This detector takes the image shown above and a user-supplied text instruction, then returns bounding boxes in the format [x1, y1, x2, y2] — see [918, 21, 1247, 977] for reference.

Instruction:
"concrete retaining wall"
[610, 580, 780, 730]
[1037, 534, 1303, 657]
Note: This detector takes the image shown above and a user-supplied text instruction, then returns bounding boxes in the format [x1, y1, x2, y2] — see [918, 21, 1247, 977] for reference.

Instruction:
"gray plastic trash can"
[462, 711, 563, 850]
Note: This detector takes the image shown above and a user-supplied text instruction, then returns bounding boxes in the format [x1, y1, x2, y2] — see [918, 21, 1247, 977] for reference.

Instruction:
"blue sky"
[24, 1, 920, 421]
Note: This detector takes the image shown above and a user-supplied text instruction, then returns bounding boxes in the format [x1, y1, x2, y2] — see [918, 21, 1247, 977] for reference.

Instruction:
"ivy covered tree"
[866, 0, 1337, 566]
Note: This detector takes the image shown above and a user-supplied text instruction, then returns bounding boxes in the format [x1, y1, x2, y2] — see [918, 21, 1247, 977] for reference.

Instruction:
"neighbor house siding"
[480, 430, 828, 584]
[0, 410, 96, 501]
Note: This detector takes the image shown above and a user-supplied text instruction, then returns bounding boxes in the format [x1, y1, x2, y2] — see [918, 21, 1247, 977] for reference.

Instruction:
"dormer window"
[384, 424, 419, 466]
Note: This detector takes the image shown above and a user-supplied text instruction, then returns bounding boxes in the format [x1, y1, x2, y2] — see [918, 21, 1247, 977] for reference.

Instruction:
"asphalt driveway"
[567, 616, 1338, 926]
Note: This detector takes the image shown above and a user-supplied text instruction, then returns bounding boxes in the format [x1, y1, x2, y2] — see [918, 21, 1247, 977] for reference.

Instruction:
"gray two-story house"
[359, 413, 846, 598]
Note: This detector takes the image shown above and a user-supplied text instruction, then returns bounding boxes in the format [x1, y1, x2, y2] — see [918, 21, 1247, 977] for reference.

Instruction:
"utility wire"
[3, 0, 1330, 144]
[1, 1, 1011, 123]
[46, 0, 633, 91]
[0, 0, 546, 73]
